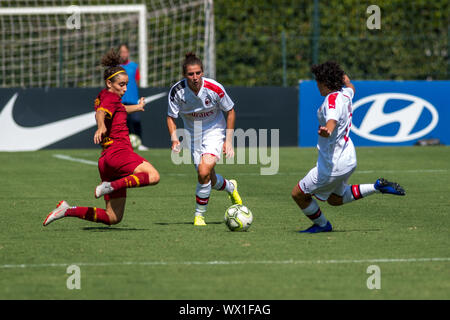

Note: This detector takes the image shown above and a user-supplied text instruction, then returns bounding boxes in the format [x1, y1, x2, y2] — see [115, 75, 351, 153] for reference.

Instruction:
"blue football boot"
[299, 221, 333, 233]
[374, 178, 406, 196]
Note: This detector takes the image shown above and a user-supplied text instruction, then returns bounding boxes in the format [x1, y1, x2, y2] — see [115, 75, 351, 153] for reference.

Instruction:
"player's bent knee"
[106, 211, 123, 225]
[149, 171, 160, 185]
[327, 194, 343, 206]
[291, 185, 312, 207]
[291, 185, 304, 200]
[135, 162, 159, 185]
[105, 198, 126, 225]
[197, 168, 211, 183]
[291, 188, 300, 200]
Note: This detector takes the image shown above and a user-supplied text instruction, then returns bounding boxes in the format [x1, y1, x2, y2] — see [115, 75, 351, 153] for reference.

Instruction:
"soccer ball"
[224, 204, 253, 231]
[129, 134, 142, 149]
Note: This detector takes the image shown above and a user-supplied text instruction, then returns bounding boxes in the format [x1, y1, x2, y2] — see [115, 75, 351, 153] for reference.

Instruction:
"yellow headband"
[106, 70, 125, 80]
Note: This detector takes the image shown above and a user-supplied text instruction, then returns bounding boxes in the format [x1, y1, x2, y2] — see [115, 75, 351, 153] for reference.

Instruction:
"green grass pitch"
[0, 146, 449, 299]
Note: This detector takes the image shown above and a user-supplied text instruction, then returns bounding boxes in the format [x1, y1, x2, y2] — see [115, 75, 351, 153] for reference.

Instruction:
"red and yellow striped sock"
[65, 207, 110, 225]
[110, 172, 150, 191]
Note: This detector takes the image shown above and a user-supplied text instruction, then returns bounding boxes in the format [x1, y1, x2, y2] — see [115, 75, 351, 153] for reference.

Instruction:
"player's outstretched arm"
[318, 119, 337, 137]
[167, 116, 181, 152]
[343, 74, 355, 94]
[223, 108, 236, 158]
[94, 110, 107, 144]
[124, 97, 146, 114]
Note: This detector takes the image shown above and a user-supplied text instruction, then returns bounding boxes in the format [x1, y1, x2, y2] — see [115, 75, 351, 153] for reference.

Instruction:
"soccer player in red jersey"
[43, 49, 160, 227]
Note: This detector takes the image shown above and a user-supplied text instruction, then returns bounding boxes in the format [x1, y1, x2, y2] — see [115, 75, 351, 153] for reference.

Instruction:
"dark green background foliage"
[214, 0, 449, 86]
[2, 0, 448, 87]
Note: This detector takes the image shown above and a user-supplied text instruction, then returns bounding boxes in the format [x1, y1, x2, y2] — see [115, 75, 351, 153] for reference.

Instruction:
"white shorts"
[298, 166, 355, 201]
[189, 129, 225, 167]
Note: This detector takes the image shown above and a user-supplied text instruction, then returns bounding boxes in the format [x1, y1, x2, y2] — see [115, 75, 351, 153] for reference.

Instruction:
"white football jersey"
[168, 77, 234, 133]
[316, 86, 357, 176]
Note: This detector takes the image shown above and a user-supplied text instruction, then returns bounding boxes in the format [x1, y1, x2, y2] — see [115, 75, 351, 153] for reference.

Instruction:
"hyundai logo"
[351, 93, 439, 143]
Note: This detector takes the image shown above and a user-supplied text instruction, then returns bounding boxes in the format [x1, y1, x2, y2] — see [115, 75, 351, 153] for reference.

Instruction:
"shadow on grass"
[154, 221, 224, 226]
[331, 229, 382, 233]
[82, 227, 148, 232]
[294, 228, 382, 233]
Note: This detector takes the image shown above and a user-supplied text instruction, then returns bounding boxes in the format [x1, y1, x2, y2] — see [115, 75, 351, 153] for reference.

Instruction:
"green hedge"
[214, 0, 449, 86]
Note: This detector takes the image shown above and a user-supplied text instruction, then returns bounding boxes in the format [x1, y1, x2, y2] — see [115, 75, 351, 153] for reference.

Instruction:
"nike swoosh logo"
[0, 93, 96, 151]
[0, 92, 167, 151]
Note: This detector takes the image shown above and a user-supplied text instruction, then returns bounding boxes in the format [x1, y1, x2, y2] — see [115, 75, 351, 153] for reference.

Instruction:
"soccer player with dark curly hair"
[43, 48, 160, 227]
[291, 61, 406, 233]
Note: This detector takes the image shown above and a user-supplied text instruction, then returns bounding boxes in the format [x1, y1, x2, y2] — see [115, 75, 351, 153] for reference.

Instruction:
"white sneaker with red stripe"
[43, 200, 70, 226]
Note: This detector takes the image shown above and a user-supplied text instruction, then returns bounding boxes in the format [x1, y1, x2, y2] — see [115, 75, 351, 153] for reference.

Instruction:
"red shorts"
[98, 146, 148, 200]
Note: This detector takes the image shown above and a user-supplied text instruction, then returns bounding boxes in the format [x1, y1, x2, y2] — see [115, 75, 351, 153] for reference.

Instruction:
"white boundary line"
[53, 154, 97, 166]
[356, 169, 447, 174]
[2, 257, 449, 269]
[52, 154, 448, 175]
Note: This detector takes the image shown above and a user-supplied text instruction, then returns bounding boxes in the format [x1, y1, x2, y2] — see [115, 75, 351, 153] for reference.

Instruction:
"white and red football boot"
[43, 200, 70, 226]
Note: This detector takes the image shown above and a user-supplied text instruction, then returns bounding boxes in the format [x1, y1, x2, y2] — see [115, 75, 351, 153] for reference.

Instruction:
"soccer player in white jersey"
[292, 61, 405, 233]
[167, 52, 242, 226]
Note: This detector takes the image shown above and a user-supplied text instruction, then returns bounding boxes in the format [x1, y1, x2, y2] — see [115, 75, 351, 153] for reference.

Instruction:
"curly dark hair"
[101, 48, 125, 82]
[311, 61, 345, 91]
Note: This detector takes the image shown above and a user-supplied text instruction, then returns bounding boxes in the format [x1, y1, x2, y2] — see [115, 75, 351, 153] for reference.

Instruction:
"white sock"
[302, 198, 328, 227]
[212, 174, 234, 193]
[342, 184, 378, 204]
[195, 181, 211, 216]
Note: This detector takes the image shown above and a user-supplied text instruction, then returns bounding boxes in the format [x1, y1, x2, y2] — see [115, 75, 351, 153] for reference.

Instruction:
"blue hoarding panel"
[299, 80, 450, 147]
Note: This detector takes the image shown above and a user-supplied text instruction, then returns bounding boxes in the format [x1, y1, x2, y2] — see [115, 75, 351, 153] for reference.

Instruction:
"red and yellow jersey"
[94, 89, 131, 152]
